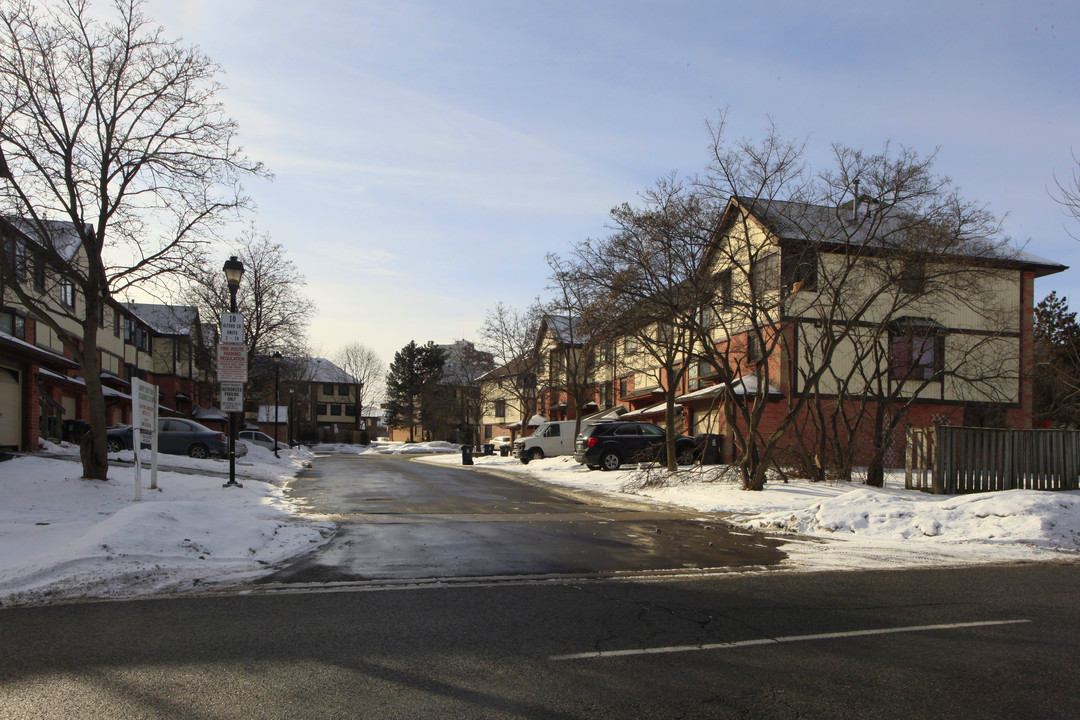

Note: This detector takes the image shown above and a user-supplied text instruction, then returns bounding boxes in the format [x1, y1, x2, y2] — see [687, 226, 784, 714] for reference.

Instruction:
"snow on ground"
[417, 448, 1080, 571]
[0, 441, 332, 608]
[3, 438, 1078, 608]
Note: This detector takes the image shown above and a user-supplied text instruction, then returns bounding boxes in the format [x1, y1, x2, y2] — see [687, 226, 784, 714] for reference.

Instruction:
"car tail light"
[216, 433, 226, 442]
[586, 437, 598, 448]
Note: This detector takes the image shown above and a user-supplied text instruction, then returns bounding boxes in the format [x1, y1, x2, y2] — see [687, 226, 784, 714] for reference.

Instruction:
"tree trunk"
[79, 317, 109, 480]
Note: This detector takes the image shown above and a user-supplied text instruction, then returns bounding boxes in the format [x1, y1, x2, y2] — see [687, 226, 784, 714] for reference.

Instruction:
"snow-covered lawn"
[2, 439, 1078, 608]
[0, 441, 333, 608]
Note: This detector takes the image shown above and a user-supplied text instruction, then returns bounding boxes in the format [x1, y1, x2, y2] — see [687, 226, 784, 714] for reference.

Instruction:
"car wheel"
[188, 444, 210, 459]
[600, 451, 621, 471]
[106, 438, 123, 453]
[529, 448, 544, 462]
[676, 446, 696, 466]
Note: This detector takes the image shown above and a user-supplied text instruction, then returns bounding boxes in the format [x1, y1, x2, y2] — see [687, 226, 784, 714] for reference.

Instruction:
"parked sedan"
[238, 429, 287, 452]
[106, 418, 246, 459]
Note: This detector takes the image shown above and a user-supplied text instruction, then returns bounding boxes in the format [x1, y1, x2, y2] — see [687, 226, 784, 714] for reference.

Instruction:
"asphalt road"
[259, 453, 787, 584]
[2, 563, 1078, 719]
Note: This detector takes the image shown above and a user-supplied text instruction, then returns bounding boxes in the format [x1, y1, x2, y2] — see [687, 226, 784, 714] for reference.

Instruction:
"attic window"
[897, 262, 927, 294]
[782, 246, 817, 294]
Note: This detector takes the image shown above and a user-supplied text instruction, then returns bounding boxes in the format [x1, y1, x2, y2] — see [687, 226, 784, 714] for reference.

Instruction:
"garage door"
[0, 366, 22, 449]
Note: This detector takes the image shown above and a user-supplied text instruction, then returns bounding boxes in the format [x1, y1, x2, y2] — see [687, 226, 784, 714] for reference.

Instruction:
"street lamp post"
[288, 387, 295, 446]
[223, 256, 244, 488]
[273, 351, 282, 458]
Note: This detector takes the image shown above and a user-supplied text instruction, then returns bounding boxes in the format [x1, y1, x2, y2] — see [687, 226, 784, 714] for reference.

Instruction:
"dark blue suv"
[573, 421, 697, 471]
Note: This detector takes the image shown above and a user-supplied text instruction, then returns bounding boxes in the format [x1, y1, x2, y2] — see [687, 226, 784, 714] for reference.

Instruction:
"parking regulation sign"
[216, 343, 248, 383]
[220, 382, 244, 412]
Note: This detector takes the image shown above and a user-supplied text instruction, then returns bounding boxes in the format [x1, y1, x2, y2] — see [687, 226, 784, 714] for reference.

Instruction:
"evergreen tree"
[1034, 292, 1080, 426]
[385, 341, 446, 441]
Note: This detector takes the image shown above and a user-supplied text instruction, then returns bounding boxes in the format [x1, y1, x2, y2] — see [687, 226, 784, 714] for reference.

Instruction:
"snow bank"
[0, 448, 331, 607]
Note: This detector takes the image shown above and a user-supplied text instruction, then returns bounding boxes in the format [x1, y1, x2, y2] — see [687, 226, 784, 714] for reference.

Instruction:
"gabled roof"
[717, 196, 1066, 278]
[541, 315, 587, 344]
[124, 303, 199, 335]
[2, 217, 89, 262]
[290, 357, 358, 384]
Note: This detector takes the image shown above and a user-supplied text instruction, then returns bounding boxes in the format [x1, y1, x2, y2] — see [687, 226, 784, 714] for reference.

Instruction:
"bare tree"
[0, 0, 266, 478]
[694, 118, 1013, 489]
[477, 300, 545, 439]
[333, 342, 385, 430]
[182, 226, 315, 365]
[561, 174, 718, 470]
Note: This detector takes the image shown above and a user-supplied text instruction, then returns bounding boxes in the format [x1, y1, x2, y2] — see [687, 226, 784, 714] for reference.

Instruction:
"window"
[782, 246, 817, 293]
[494, 400, 506, 418]
[344, 404, 356, 417]
[0, 311, 25, 339]
[618, 376, 629, 398]
[323, 383, 335, 395]
[688, 360, 716, 391]
[750, 253, 779, 296]
[747, 333, 765, 365]
[316, 403, 328, 416]
[484, 426, 493, 439]
[890, 319, 944, 381]
[614, 424, 641, 436]
[544, 424, 560, 437]
[641, 424, 664, 437]
[113, 308, 122, 338]
[716, 270, 733, 308]
[330, 404, 342, 416]
[60, 280, 75, 309]
[32, 259, 45, 293]
[339, 384, 350, 395]
[897, 262, 927, 294]
[623, 336, 639, 354]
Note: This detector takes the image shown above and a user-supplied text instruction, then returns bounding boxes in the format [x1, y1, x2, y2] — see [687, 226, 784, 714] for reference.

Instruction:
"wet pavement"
[260, 453, 787, 584]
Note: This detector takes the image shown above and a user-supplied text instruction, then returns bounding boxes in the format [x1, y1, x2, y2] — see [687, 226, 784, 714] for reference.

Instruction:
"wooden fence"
[906, 425, 1080, 494]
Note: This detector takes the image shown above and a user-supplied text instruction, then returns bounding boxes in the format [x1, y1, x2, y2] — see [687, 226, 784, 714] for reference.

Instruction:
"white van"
[514, 420, 595, 463]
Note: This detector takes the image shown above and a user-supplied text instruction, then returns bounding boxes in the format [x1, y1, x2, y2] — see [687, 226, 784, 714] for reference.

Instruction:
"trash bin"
[500, 445, 510, 457]
[461, 444, 473, 465]
[62, 419, 91, 444]
[696, 433, 721, 465]
[482, 443, 494, 456]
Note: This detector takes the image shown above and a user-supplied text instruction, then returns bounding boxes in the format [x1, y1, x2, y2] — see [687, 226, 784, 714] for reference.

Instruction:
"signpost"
[219, 311, 245, 488]
[131, 377, 159, 497]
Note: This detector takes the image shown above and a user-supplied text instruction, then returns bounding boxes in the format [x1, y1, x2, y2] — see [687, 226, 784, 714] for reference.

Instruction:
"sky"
[140, 0, 1080, 367]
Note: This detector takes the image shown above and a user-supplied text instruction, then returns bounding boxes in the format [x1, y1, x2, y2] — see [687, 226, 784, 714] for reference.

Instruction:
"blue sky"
[147, 0, 1080, 365]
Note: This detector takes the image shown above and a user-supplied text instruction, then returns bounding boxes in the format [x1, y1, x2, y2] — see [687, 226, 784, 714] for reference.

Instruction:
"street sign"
[131, 377, 158, 433]
[220, 382, 244, 412]
[220, 312, 244, 345]
[216, 343, 249, 383]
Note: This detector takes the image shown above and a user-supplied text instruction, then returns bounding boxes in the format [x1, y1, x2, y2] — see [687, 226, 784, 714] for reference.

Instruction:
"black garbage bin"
[482, 443, 494, 456]
[62, 419, 91, 444]
[696, 433, 721, 465]
[461, 445, 474, 465]
[500, 445, 510, 457]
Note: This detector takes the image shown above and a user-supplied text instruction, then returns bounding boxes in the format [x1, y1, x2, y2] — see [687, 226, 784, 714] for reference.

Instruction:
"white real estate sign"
[130, 377, 159, 496]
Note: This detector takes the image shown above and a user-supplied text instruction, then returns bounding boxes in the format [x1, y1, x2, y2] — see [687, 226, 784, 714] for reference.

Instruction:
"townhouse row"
[0, 217, 363, 451]
[480, 196, 1066, 468]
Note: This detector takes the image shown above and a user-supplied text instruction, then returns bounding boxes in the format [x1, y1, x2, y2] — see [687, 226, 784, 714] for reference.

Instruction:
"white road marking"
[550, 619, 1032, 661]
